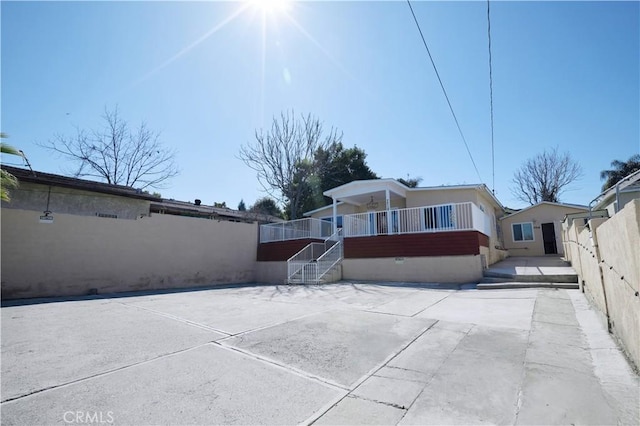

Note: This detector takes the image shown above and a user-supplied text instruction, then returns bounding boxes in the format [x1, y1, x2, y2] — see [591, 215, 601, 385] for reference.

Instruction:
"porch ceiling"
[323, 179, 408, 206]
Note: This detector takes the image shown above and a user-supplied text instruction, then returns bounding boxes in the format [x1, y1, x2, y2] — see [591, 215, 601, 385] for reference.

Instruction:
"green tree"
[250, 197, 283, 218]
[238, 199, 247, 211]
[284, 143, 379, 219]
[315, 142, 378, 201]
[397, 176, 423, 188]
[238, 111, 342, 219]
[600, 154, 640, 191]
[1, 133, 22, 202]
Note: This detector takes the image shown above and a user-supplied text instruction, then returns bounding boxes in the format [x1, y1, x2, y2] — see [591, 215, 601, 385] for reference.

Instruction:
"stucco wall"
[563, 200, 640, 369]
[255, 261, 288, 284]
[3, 182, 151, 220]
[342, 255, 483, 283]
[405, 188, 479, 209]
[307, 203, 358, 219]
[1, 209, 258, 299]
[501, 204, 587, 256]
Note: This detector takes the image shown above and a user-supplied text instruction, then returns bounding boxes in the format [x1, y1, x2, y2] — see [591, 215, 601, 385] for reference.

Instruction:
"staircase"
[477, 257, 579, 290]
[287, 230, 343, 285]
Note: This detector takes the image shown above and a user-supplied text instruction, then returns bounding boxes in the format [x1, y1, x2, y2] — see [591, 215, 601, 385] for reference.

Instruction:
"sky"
[2, 0, 639, 210]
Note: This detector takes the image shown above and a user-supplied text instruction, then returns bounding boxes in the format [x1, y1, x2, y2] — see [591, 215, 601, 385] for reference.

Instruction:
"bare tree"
[238, 111, 342, 219]
[40, 107, 179, 189]
[511, 147, 582, 205]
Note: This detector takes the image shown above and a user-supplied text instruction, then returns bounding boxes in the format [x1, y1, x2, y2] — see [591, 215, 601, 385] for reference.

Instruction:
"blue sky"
[2, 1, 639, 209]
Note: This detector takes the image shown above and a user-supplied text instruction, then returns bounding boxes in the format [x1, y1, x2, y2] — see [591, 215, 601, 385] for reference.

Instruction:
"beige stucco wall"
[342, 255, 483, 283]
[594, 200, 640, 368]
[563, 200, 640, 369]
[501, 204, 587, 256]
[254, 261, 288, 284]
[1, 209, 258, 299]
[405, 188, 479, 209]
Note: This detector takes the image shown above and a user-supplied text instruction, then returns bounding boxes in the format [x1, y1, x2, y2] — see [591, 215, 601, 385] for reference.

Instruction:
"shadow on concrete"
[1, 282, 276, 307]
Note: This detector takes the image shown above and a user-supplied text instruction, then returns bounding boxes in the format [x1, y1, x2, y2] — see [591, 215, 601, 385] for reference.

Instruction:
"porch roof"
[323, 179, 409, 206]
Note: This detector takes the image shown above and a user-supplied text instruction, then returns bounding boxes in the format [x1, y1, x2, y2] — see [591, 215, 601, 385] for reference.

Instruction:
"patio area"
[2, 283, 638, 425]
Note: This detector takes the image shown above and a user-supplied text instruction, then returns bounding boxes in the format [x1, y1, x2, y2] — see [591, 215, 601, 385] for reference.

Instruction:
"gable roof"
[499, 201, 588, 220]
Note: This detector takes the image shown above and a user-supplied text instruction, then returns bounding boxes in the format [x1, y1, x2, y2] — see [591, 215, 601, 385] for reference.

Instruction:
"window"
[512, 222, 534, 241]
[321, 215, 343, 228]
[424, 204, 454, 230]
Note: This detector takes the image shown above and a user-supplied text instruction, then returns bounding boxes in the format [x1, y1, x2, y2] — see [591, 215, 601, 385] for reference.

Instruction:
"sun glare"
[250, 0, 292, 14]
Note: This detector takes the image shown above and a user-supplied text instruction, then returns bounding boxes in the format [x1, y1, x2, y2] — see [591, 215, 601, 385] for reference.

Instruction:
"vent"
[96, 213, 118, 219]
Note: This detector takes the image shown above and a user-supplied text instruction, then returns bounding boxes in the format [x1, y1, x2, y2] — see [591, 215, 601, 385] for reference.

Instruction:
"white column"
[386, 189, 392, 233]
[332, 197, 338, 234]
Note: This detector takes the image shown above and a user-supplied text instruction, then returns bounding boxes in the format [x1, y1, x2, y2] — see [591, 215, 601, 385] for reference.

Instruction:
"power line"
[406, 0, 483, 183]
[487, 0, 496, 194]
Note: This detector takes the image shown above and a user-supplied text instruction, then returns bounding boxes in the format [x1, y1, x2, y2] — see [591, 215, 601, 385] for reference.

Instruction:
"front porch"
[259, 202, 492, 245]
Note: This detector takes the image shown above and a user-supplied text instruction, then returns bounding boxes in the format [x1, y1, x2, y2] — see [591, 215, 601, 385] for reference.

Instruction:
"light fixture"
[366, 196, 378, 210]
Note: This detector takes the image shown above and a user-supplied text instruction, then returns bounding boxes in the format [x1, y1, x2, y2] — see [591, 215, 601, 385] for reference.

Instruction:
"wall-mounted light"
[366, 196, 378, 210]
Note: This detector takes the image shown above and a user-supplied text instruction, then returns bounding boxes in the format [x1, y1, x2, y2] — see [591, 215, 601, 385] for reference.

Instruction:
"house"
[0, 165, 280, 223]
[257, 179, 507, 284]
[500, 201, 589, 257]
[1, 165, 159, 220]
[590, 169, 640, 217]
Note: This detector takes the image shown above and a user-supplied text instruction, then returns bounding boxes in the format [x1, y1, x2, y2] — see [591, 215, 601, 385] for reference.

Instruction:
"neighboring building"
[1, 165, 159, 220]
[257, 179, 507, 284]
[1, 165, 280, 223]
[500, 201, 588, 257]
[591, 169, 640, 217]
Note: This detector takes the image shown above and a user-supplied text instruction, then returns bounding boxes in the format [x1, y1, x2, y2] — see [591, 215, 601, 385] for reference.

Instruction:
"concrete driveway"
[2, 283, 638, 425]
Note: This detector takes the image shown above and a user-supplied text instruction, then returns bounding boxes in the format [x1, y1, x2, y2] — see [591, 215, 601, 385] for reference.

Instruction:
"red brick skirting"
[257, 239, 323, 261]
[344, 231, 489, 258]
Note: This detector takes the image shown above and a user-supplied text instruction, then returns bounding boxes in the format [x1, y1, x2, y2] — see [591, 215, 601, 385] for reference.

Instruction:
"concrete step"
[477, 282, 579, 290]
[483, 271, 578, 283]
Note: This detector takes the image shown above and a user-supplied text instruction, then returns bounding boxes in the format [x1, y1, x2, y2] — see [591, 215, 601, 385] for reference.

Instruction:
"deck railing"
[261, 202, 492, 244]
[342, 202, 491, 237]
[260, 218, 333, 243]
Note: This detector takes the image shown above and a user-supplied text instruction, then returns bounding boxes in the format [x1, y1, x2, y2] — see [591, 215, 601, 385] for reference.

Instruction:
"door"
[541, 222, 557, 254]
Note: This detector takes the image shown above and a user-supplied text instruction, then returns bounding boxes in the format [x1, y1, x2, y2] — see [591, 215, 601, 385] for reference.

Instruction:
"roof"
[2, 165, 282, 223]
[151, 199, 282, 223]
[310, 179, 505, 214]
[592, 169, 640, 210]
[499, 201, 589, 221]
[2, 165, 161, 201]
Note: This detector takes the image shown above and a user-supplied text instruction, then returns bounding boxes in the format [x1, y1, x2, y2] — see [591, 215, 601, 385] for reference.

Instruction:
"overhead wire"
[406, 0, 483, 183]
[487, 0, 496, 194]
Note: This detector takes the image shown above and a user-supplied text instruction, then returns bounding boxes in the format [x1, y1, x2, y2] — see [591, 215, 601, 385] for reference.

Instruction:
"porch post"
[332, 197, 338, 234]
[385, 189, 392, 233]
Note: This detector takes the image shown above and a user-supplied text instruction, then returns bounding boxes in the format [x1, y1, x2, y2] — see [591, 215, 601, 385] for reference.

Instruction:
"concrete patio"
[2, 283, 638, 425]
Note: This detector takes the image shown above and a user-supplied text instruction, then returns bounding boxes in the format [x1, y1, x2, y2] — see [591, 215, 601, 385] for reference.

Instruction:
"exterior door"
[541, 222, 557, 255]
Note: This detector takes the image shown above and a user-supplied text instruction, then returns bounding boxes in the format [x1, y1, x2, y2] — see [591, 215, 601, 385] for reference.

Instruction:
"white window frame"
[512, 222, 534, 242]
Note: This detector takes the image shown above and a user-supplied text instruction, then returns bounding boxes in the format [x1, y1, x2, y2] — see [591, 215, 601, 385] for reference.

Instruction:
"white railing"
[343, 202, 491, 237]
[287, 229, 343, 284]
[260, 218, 333, 243]
[316, 239, 343, 282]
